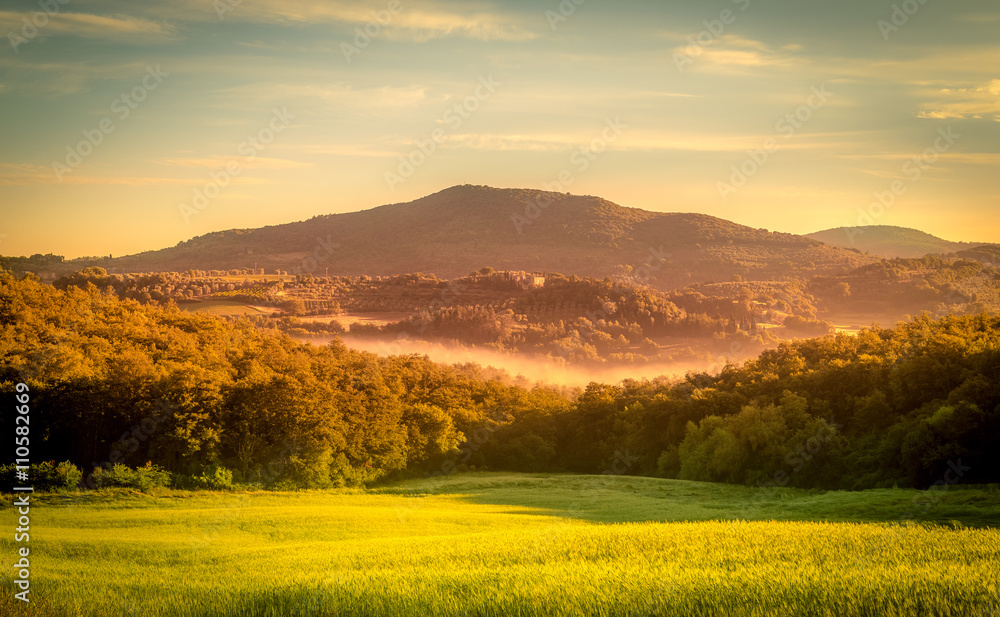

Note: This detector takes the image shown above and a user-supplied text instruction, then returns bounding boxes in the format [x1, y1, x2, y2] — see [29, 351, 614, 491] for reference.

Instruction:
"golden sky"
[1, 0, 998, 258]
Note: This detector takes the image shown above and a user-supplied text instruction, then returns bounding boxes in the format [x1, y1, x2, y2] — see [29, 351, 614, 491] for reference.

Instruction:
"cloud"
[0, 11, 176, 42]
[281, 1, 538, 42]
[151, 155, 312, 170]
[841, 152, 1000, 165]
[101, 0, 536, 42]
[60, 176, 266, 186]
[822, 46, 1000, 84]
[0, 164, 51, 185]
[213, 82, 430, 110]
[0, 163, 274, 186]
[279, 144, 401, 158]
[916, 80, 1000, 121]
[379, 10, 537, 43]
[0, 57, 170, 96]
[954, 12, 1000, 23]
[438, 133, 574, 152]
[426, 130, 861, 154]
[673, 35, 804, 73]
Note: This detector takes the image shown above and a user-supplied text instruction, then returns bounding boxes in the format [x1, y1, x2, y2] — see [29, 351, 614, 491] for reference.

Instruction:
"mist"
[295, 335, 736, 388]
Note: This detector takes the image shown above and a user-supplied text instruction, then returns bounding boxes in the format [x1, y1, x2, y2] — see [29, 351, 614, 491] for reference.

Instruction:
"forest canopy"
[2, 270, 998, 490]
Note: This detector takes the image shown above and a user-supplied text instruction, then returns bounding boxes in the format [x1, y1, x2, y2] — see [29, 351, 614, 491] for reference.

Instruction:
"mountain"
[96, 185, 877, 289]
[806, 226, 977, 259]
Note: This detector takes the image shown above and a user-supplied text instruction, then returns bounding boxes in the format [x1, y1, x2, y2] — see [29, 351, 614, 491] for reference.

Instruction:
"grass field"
[2, 473, 999, 616]
[177, 299, 275, 317]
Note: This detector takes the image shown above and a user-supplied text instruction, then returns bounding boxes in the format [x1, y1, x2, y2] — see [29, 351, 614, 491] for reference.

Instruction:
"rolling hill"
[807, 225, 979, 259]
[99, 185, 875, 290]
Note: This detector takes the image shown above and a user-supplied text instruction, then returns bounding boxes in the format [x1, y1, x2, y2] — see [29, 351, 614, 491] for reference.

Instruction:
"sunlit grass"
[2, 473, 998, 616]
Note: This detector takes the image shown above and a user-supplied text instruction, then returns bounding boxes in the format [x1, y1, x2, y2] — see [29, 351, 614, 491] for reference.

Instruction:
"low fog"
[296, 335, 740, 388]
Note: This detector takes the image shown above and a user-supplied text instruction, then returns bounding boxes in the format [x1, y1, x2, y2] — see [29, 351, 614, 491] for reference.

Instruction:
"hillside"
[807, 225, 981, 259]
[91, 185, 874, 290]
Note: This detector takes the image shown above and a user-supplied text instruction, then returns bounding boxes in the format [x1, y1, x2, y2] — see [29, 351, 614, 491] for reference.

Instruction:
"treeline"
[54, 267, 776, 361]
[809, 256, 1000, 315]
[549, 313, 1000, 489]
[3, 270, 998, 490]
[53, 267, 278, 305]
[1, 270, 570, 487]
[366, 275, 774, 363]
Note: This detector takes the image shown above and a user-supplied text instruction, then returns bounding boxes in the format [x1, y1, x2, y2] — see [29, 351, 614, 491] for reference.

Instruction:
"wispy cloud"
[261, 0, 538, 42]
[96, 0, 536, 42]
[0, 11, 177, 42]
[672, 35, 804, 73]
[426, 130, 863, 154]
[954, 12, 1000, 23]
[841, 152, 1000, 165]
[0, 57, 168, 96]
[277, 143, 401, 158]
[0, 164, 51, 186]
[0, 163, 275, 186]
[916, 79, 1000, 121]
[438, 133, 574, 152]
[151, 155, 312, 170]
[213, 82, 431, 110]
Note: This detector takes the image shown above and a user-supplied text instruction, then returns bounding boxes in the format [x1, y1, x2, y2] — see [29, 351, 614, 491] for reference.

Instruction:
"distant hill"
[66, 186, 878, 290]
[807, 225, 980, 259]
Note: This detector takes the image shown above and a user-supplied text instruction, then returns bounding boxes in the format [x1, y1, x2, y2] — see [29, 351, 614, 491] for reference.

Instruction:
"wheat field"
[2, 474, 998, 616]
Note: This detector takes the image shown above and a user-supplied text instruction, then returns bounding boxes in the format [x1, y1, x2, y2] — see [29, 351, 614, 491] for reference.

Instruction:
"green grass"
[2, 473, 999, 616]
[178, 299, 273, 317]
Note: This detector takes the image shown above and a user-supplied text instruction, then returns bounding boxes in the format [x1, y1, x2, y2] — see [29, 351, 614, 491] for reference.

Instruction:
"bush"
[90, 462, 172, 492]
[782, 315, 834, 335]
[37, 460, 82, 490]
[0, 461, 82, 492]
[173, 463, 234, 490]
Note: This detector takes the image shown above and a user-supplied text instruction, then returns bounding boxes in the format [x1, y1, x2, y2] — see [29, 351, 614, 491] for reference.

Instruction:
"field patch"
[178, 300, 274, 317]
[1, 474, 998, 616]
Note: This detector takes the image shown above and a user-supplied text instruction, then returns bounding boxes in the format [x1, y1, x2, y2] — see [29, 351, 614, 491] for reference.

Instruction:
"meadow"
[177, 299, 275, 317]
[2, 473, 999, 617]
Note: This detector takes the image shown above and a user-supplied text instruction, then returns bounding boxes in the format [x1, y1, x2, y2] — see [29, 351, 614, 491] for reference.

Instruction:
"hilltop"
[77, 185, 876, 290]
[806, 225, 982, 259]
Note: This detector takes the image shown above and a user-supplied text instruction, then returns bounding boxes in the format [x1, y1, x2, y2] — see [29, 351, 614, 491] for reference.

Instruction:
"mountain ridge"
[59, 185, 880, 289]
[806, 225, 994, 259]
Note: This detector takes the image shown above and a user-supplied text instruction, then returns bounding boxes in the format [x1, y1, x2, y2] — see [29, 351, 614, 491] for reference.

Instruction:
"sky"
[0, 0, 998, 259]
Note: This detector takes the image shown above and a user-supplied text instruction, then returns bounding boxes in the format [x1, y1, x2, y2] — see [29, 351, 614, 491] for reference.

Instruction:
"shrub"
[174, 463, 234, 490]
[782, 315, 834, 335]
[90, 462, 172, 492]
[38, 460, 83, 490]
[0, 461, 81, 491]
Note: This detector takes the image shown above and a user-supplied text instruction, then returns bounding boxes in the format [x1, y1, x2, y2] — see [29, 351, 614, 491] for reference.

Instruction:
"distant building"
[509, 271, 545, 289]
